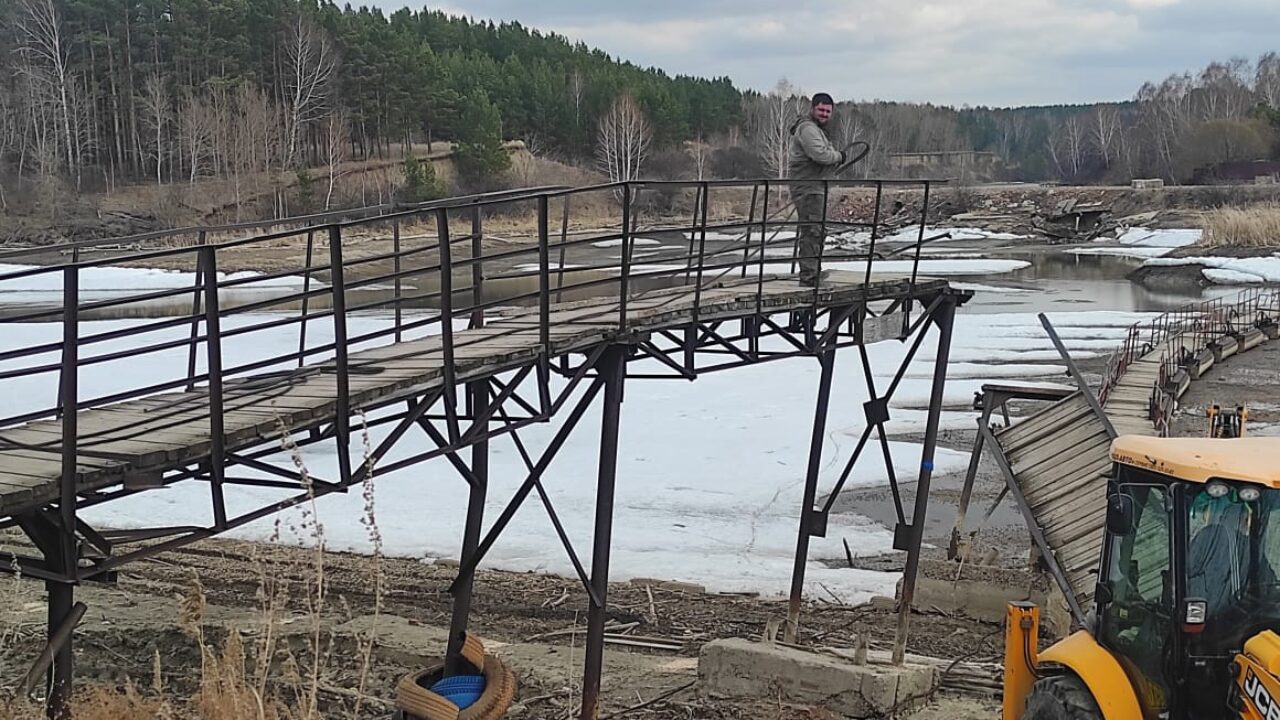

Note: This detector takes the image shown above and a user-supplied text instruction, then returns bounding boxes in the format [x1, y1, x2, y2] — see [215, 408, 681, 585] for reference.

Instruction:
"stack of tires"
[395, 634, 517, 720]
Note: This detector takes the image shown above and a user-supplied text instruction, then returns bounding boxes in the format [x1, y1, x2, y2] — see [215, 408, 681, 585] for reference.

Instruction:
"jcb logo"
[1245, 669, 1280, 720]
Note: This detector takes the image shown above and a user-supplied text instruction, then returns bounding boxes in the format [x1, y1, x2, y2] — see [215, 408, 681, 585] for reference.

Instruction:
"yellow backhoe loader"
[1003, 434, 1280, 720]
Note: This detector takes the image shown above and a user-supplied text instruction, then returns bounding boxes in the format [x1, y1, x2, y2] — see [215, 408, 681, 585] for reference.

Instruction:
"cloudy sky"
[374, 0, 1279, 108]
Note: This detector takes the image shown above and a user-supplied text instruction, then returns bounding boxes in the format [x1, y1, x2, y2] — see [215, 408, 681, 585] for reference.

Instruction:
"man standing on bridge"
[789, 92, 846, 286]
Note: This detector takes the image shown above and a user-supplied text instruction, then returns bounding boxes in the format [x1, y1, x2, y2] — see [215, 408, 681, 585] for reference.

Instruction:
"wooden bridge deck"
[0, 273, 948, 519]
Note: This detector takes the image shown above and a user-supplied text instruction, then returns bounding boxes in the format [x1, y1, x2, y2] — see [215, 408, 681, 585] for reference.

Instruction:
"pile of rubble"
[830, 185, 1200, 245]
[951, 197, 1115, 243]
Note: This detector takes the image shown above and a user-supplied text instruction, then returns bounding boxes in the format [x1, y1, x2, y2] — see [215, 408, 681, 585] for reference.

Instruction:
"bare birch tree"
[178, 92, 215, 184]
[283, 13, 337, 169]
[568, 69, 586, 129]
[1197, 58, 1253, 121]
[1257, 52, 1280, 109]
[139, 72, 168, 186]
[1091, 107, 1121, 167]
[322, 108, 348, 209]
[596, 93, 651, 183]
[686, 132, 710, 180]
[749, 79, 804, 179]
[1048, 114, 1088, 180]
[12, 0, 73, 181]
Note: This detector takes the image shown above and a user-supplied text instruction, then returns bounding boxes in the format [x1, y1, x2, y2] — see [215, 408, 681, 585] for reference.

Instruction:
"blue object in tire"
[430, 674, 486, 709]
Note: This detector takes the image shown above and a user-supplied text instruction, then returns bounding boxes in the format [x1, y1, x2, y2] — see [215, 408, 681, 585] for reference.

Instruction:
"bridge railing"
[1097, 286, 1279, 407]
[1093, 286, 1279, 433]
[0, 178, 944, 491]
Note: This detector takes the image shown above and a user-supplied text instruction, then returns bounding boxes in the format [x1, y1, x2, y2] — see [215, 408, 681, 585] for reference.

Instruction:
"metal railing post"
[618, 184, 632, 333]
[437, 208, 460, 443]
[742, 184, 759, 279]
[393, 219, 403, 342]
[185, 230, 208, 390]
[907, 180, 933, 298]
[470, 206, 485, 329]
[538, 196, 551, 355]
[692, 181, 710, 326]
[328, 225, 352, 483]
[59, 265, 79, 557]
[297, 229, 316, 367]
[199, 246, 228, 529]
[814, 181, 830, 302]
[863, 182, 884, 288]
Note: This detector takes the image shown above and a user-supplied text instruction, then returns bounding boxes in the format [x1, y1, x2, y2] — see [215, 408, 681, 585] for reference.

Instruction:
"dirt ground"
[0, 533, 1001, 719]
[1168, 337, 1280, 438]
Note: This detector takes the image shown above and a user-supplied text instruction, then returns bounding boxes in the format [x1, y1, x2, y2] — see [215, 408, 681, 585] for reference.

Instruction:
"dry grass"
[0, 420, 389, 720]
[1200, 203, 1280, 248]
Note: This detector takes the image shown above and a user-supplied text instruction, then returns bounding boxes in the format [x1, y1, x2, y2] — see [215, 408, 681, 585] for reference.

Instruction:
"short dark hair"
[811, 92, 835, 106]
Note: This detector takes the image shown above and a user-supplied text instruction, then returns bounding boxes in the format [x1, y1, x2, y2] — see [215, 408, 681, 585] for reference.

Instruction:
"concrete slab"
[698, 638, 938, 718]
[896, 560, 1072, 636]
[1212, 336, 1239, 362]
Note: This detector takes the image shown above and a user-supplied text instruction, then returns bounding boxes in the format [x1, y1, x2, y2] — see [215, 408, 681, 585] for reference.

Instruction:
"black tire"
[1024, 674, 1103, 720]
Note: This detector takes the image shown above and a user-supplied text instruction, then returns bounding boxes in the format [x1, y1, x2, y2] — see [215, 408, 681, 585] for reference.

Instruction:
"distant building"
[887, 150, 1004, 180]
[1191, 160, 1280, 185]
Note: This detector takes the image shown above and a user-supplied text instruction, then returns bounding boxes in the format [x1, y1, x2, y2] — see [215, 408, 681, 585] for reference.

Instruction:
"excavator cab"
[1004, 436, 1280, 720]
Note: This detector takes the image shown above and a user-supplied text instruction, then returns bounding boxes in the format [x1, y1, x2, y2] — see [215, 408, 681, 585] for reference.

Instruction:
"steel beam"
[785, 343, 837, 643]
[445, 379, 490, 675]
[893, 295, 957, 665]
[580, 345, 627, 720]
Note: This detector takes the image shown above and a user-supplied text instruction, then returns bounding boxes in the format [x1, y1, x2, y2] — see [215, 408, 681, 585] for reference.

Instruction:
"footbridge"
[0, 179, 968, 717]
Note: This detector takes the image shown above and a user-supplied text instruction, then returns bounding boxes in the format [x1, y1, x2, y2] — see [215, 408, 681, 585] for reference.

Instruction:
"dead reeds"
[1200, 203, 1280, 248]
[0, 415, 389, 719]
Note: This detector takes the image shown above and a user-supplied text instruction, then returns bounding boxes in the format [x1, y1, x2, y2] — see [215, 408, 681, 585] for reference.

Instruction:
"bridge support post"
[445, 379, 490, 676]
[579, 345, 627, 720]
[785, 342, 838, 644]
[44, 578, 74, 719]
[893, 295, 957, 665]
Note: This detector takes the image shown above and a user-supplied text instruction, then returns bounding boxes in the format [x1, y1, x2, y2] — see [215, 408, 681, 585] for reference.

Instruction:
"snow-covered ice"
[1071, 228, 1201, 260]
[686, 230, 798, 242]
[1117, 227, 1201, 248]
[623, 258, 1030, 277]
[833, 227, 1029, 246]
[591, 238, 663, 249]
[0, 263, 315, 304]
[1144, 254, 1280, 284]
[949, 282, 1033, 295]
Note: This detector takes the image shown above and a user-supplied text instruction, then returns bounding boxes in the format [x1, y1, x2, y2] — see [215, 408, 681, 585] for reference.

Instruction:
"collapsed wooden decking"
[984, 295, 1280, 618]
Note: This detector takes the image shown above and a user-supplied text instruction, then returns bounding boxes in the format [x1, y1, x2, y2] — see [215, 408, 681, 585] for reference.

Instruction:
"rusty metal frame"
[0, 176, 969, 717]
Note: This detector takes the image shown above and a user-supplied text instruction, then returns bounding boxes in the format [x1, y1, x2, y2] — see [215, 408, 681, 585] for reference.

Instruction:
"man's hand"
[837, 150, 846, 166]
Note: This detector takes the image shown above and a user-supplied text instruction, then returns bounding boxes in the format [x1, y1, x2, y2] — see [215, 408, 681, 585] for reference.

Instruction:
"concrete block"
[894, 560, 1071, 636]
[698, 639, 937, 718]
[1212, 336, 1239, 363]
[657, 581, 706, 595]
[628, 578, 706, 594]
[1189, 349, 1215, 380]
[1241, 328, 1265, 352]
[868, 595, 898, 612]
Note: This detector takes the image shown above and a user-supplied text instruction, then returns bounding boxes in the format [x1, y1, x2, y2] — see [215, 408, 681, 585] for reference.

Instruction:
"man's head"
[811, 93, 835, 125]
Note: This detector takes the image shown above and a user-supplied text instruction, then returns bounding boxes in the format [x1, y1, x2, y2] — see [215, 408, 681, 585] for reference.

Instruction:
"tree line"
[738, 54, 1280, 185]
[3, 0, 1280, 223]
[0, 0, 741, 212]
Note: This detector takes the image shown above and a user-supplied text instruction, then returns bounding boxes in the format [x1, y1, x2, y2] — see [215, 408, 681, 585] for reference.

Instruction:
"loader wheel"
[1024, 674, 1103, 720]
